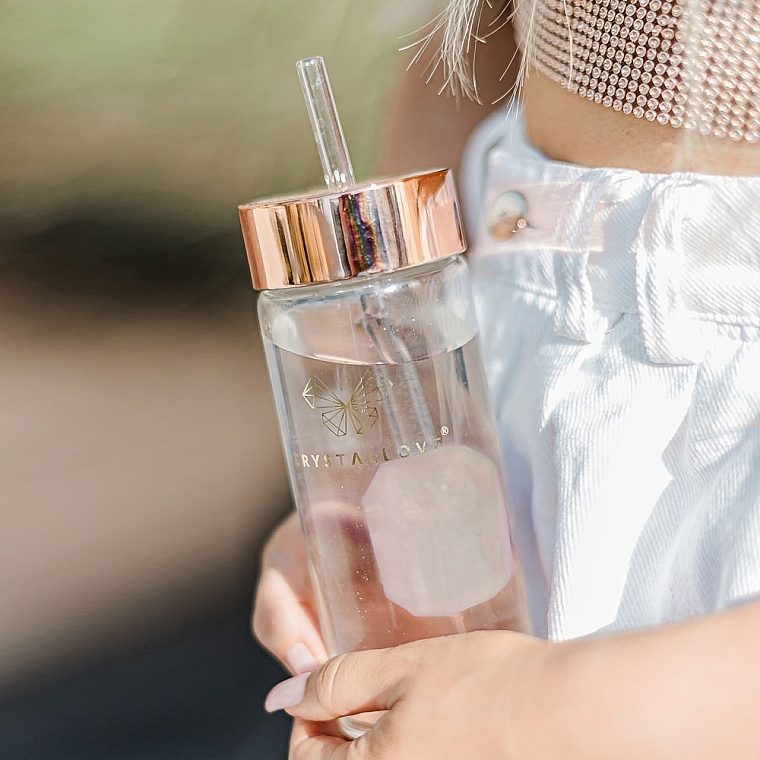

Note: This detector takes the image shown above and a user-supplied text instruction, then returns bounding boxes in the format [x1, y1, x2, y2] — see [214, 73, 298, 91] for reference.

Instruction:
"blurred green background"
[0, 0, 439, 694]
[1, 0, 427, 227]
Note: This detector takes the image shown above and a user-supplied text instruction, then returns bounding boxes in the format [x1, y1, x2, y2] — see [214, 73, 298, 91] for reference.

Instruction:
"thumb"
[265, 648, 409, 721]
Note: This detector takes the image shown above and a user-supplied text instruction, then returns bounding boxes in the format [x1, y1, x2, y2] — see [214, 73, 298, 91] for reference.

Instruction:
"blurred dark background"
[0, 1, 437, 756]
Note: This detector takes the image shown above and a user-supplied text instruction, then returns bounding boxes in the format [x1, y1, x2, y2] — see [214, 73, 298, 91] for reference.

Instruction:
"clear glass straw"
[296, 55, 435, 449]
[296, 58, 469, 638]
[296, 56, 356, 191]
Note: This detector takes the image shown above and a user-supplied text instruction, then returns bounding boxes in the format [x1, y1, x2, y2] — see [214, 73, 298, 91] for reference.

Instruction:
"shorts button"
[487, 191, 528, 240]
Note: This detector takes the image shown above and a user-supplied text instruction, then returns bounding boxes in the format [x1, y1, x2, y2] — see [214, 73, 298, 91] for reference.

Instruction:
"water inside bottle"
[264, 337, 528, 661]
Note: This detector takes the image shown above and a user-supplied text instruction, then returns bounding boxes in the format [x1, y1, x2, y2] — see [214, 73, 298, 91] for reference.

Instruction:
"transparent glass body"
[258, 255, 528, 737]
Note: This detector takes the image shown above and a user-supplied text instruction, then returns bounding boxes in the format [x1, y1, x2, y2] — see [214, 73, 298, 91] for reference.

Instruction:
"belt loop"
[553, 169, 611, 343]
[634, 177, 716, 365]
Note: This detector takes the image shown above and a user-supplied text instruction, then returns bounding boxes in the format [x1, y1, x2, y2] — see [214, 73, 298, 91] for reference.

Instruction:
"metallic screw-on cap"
[238, 169, 466, 290]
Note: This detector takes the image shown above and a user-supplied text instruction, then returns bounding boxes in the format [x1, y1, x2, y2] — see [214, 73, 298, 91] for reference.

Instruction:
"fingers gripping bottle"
[239, 57, 529, 737]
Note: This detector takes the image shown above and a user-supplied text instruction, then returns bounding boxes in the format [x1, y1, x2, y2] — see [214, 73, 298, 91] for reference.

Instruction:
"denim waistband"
[465, 108, 760, 364]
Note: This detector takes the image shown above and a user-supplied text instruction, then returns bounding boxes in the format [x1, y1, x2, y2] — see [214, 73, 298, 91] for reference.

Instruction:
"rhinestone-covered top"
[515, 0, 760, 142]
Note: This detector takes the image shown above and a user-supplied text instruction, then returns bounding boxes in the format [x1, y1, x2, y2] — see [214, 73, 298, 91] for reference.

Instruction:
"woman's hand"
[264, 600, 760, 760]
[252, 511, 327, 675]
[265, 630, 551, 760]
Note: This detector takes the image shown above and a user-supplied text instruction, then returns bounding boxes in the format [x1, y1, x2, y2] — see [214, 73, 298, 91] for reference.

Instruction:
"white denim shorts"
[462, 108, 760, 641]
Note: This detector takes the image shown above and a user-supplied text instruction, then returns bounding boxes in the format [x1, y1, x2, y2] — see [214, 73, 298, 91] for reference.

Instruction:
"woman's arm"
[380, 8, 519, 177]
[541, 598, 760, 759]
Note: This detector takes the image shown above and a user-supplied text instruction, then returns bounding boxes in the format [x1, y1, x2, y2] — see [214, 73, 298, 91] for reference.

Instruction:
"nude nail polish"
[286, 643, 319, 675]
[264, 673, 309, 713]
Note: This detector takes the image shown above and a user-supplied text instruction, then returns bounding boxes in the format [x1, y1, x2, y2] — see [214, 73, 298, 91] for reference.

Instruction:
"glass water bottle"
[238, 57, 528, 738]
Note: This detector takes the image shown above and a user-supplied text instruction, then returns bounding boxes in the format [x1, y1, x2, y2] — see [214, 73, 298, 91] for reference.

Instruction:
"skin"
[254, 11, 760, 758]
[523, 73, 760, 176]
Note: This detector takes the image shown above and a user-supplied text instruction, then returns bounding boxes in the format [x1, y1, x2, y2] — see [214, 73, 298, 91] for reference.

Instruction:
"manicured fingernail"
[286, 643, 320, 675]
[265, 673, 309, 713]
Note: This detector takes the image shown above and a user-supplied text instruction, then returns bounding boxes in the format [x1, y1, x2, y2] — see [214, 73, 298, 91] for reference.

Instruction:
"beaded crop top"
[514, 0, 760, 142]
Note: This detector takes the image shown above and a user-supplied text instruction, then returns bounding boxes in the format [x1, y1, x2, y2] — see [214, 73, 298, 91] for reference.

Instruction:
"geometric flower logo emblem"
[302, 370, 387, 438]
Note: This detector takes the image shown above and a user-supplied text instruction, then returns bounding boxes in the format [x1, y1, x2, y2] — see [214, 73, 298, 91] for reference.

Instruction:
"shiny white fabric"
[462, 108, 760, 641]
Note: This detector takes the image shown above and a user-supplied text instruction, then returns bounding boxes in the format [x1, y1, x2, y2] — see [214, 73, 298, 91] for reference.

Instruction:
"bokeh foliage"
[0, 0, 435, 229]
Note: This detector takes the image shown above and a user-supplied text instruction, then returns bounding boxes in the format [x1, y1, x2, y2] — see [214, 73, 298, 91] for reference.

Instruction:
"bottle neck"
[259, 254, 464, 303]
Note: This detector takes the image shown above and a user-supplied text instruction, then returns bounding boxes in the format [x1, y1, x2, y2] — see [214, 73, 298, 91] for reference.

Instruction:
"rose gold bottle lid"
[238, 168, 466, 290]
